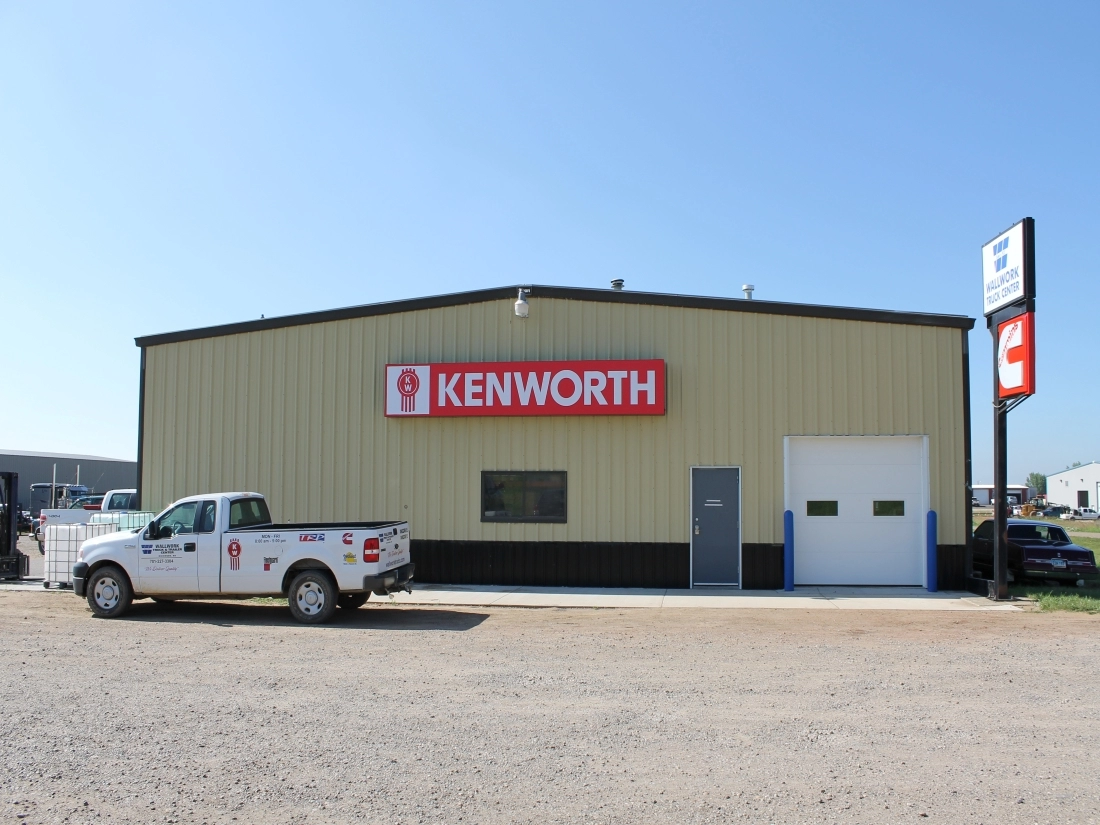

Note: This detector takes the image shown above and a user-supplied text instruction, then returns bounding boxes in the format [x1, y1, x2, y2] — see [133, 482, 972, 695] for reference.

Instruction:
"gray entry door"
[691, 467, 741, 586]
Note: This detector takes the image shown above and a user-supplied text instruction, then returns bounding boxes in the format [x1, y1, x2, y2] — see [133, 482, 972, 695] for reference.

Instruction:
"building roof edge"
[135, 284, 976, 348]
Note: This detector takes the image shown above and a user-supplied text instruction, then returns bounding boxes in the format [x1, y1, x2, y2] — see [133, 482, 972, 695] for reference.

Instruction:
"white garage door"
[785, 436, 928, 586]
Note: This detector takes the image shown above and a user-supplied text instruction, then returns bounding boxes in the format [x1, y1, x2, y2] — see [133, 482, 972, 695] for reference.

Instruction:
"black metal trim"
[135, 347, 146, 510]
[134, 284, 975, 348]
[411, 539, 689, 588]
[961, 329, 973, 572]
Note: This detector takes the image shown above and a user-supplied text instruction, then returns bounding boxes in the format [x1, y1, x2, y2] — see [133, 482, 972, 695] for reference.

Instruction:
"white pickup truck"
[72, 492, 413, 624]
[1060, 507, 1100, 521]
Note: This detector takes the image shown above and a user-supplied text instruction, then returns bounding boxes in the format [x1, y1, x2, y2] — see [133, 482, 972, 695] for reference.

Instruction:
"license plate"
[1051, 558, 1067, 569]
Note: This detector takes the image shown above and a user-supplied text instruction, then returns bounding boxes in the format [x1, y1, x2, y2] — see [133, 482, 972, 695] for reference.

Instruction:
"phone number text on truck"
[71, 492, 413, 623]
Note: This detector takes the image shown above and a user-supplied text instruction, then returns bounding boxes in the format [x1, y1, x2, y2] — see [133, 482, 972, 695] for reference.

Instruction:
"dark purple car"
[973, 518, 1099, 586]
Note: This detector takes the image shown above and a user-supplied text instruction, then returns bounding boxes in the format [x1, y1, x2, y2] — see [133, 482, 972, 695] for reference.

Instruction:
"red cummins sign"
[385, 360, 666, 417]
[997, 312, 1035, 399]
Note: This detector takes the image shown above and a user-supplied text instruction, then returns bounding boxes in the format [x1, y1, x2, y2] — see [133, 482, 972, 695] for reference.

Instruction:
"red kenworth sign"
[385, 360, 666, 417]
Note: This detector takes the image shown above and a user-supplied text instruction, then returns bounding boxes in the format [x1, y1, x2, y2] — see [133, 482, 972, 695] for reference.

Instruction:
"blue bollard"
[783, 509, 794, 591]
[927, 510, 938, 592]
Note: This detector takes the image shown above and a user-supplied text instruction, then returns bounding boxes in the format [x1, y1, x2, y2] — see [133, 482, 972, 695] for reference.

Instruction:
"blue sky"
[1, 1, 1096, 484]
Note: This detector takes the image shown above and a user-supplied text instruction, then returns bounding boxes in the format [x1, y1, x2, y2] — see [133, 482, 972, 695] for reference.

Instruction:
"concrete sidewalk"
[0, 579, 1022, 611]
[377, 584, 1021, 611]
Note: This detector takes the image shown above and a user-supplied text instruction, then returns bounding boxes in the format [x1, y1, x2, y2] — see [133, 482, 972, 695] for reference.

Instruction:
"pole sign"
[981, 218, 1034, 316]
[385, 360, 666, 417]
[996, 312, 1036, 398]
[982, 216, 1036, 601]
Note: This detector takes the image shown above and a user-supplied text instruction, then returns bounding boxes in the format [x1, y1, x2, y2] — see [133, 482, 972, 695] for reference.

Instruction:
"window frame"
[197, 501, 218, 534]
[155, 501, 200, 537]
[480, 471, 568, 524]
[228, 497, 273, 529]
[872, 500, 906, 517]
[806, 500, 839, 517]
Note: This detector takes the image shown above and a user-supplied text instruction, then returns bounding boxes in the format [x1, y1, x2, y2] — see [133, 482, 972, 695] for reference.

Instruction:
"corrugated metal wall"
[141, 297, 968, 546]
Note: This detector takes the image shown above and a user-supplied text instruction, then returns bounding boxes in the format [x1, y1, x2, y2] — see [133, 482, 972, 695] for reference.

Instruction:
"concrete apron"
[377, 584, 1021, 611]
[1, 581, 1021, 611]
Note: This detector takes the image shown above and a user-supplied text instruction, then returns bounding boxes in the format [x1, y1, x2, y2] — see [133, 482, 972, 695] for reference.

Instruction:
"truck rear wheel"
[287, 571, 337, 624]
[86, 566, 133, 619]
[338, 593, 370, 610]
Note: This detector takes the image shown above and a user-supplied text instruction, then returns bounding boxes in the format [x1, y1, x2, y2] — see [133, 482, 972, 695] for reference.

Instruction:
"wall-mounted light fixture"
[514, 288, 531, 318]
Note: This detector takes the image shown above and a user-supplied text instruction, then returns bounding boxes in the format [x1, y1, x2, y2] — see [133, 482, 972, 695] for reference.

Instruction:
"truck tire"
[338, 593, 370, 610]
[287, 570, 337, 624]
[86, 566, 133, 619]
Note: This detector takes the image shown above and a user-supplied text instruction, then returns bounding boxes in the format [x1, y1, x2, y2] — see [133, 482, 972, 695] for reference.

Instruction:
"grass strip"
[1010, 584, 1100, 613]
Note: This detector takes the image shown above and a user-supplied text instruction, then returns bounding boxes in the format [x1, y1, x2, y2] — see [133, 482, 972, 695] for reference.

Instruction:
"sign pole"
[991, 336, 1009, 599]
[981, 217, 1036, 601]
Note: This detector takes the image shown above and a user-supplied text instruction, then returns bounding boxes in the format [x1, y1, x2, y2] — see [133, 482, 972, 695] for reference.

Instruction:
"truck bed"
[229, 520, 407, 532]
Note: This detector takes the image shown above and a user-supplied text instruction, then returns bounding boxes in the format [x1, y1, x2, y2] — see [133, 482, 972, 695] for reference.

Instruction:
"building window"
[482, 472, 567, 523]
[806, 501, 838, 517]
[873, 500, 905, 517]
[1078, 490, 1090, 508]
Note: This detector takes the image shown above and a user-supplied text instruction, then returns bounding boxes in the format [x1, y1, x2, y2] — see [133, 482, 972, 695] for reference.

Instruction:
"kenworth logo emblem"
[397, 368, 420, 413]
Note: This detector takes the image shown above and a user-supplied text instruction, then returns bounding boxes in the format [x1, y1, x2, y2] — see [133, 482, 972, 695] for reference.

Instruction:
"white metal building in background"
[971, 483, 1032, 506]
[1046, 462, 1100, 511]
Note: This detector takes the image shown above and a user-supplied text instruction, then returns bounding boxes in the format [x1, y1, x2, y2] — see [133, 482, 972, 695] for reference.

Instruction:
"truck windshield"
[229, 498, 272, 528]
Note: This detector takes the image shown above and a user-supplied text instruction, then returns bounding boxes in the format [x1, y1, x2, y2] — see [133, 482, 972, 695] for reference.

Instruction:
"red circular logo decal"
[228, 539, 241, 558]
[397, 369, 419, 397]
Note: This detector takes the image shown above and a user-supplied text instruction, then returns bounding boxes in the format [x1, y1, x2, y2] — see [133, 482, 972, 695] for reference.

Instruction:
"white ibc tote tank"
[43, 512, 154, 589]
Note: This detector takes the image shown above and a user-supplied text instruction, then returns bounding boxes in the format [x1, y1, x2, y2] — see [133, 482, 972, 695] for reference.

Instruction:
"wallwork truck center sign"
[385, 360, 666, 417]
[982, 219, 1034, 315]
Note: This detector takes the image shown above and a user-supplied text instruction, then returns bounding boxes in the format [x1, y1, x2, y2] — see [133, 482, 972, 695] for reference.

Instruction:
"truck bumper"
[363, 563, 415, 595]
[72, 562, 89, 596]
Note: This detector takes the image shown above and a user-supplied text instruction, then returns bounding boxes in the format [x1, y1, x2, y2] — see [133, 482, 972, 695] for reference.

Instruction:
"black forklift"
[0, 472, 29, 580]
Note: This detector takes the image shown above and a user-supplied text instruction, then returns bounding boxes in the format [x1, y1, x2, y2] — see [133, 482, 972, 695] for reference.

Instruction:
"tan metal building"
[135, 285, 975, 589]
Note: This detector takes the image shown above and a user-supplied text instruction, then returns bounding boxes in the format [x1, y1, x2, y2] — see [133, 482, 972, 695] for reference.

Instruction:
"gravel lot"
[1, 586, 1098, 824]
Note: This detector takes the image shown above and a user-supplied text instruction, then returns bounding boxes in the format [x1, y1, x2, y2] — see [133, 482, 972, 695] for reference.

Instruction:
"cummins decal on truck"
[70, 493, 413, 624]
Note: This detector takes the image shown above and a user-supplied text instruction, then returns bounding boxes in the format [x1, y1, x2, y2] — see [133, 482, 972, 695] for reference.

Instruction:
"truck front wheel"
[86, 566, 133, 619]
[287, 571, 337, 624]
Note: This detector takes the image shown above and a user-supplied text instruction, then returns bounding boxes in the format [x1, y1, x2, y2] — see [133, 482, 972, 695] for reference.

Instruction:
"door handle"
[184, 543, 196, 553]
[694, 526, 700, 535]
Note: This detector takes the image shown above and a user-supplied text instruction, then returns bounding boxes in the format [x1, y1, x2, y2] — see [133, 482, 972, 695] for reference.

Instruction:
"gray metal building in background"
[0, 450, 137, 507]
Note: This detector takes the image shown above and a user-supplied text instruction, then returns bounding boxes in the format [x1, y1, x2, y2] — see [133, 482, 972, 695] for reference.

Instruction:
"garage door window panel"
[873, 501, 905, 517]
[806, 501, 839, 517]
[482, 472, 567, 523]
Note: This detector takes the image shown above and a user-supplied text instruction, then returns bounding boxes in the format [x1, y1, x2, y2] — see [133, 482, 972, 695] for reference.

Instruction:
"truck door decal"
[228, 538, 242, 571]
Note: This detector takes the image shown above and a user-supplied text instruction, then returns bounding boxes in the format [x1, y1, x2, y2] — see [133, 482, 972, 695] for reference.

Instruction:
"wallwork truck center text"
[134, 285, 975, 590]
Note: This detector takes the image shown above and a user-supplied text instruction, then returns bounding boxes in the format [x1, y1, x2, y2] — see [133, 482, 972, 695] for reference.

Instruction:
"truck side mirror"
[145, 521, 158, 540]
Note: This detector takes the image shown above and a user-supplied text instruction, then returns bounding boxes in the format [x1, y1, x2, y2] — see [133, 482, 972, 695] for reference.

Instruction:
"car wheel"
[287, 570, 337, 624]
[37, 541, 44, 555]
[86, 566, 133, 618]
[338, 593, 370, 610]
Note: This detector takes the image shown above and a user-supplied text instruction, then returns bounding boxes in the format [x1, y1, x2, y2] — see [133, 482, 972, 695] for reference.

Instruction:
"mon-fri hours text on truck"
[72, 492, 413, 624]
